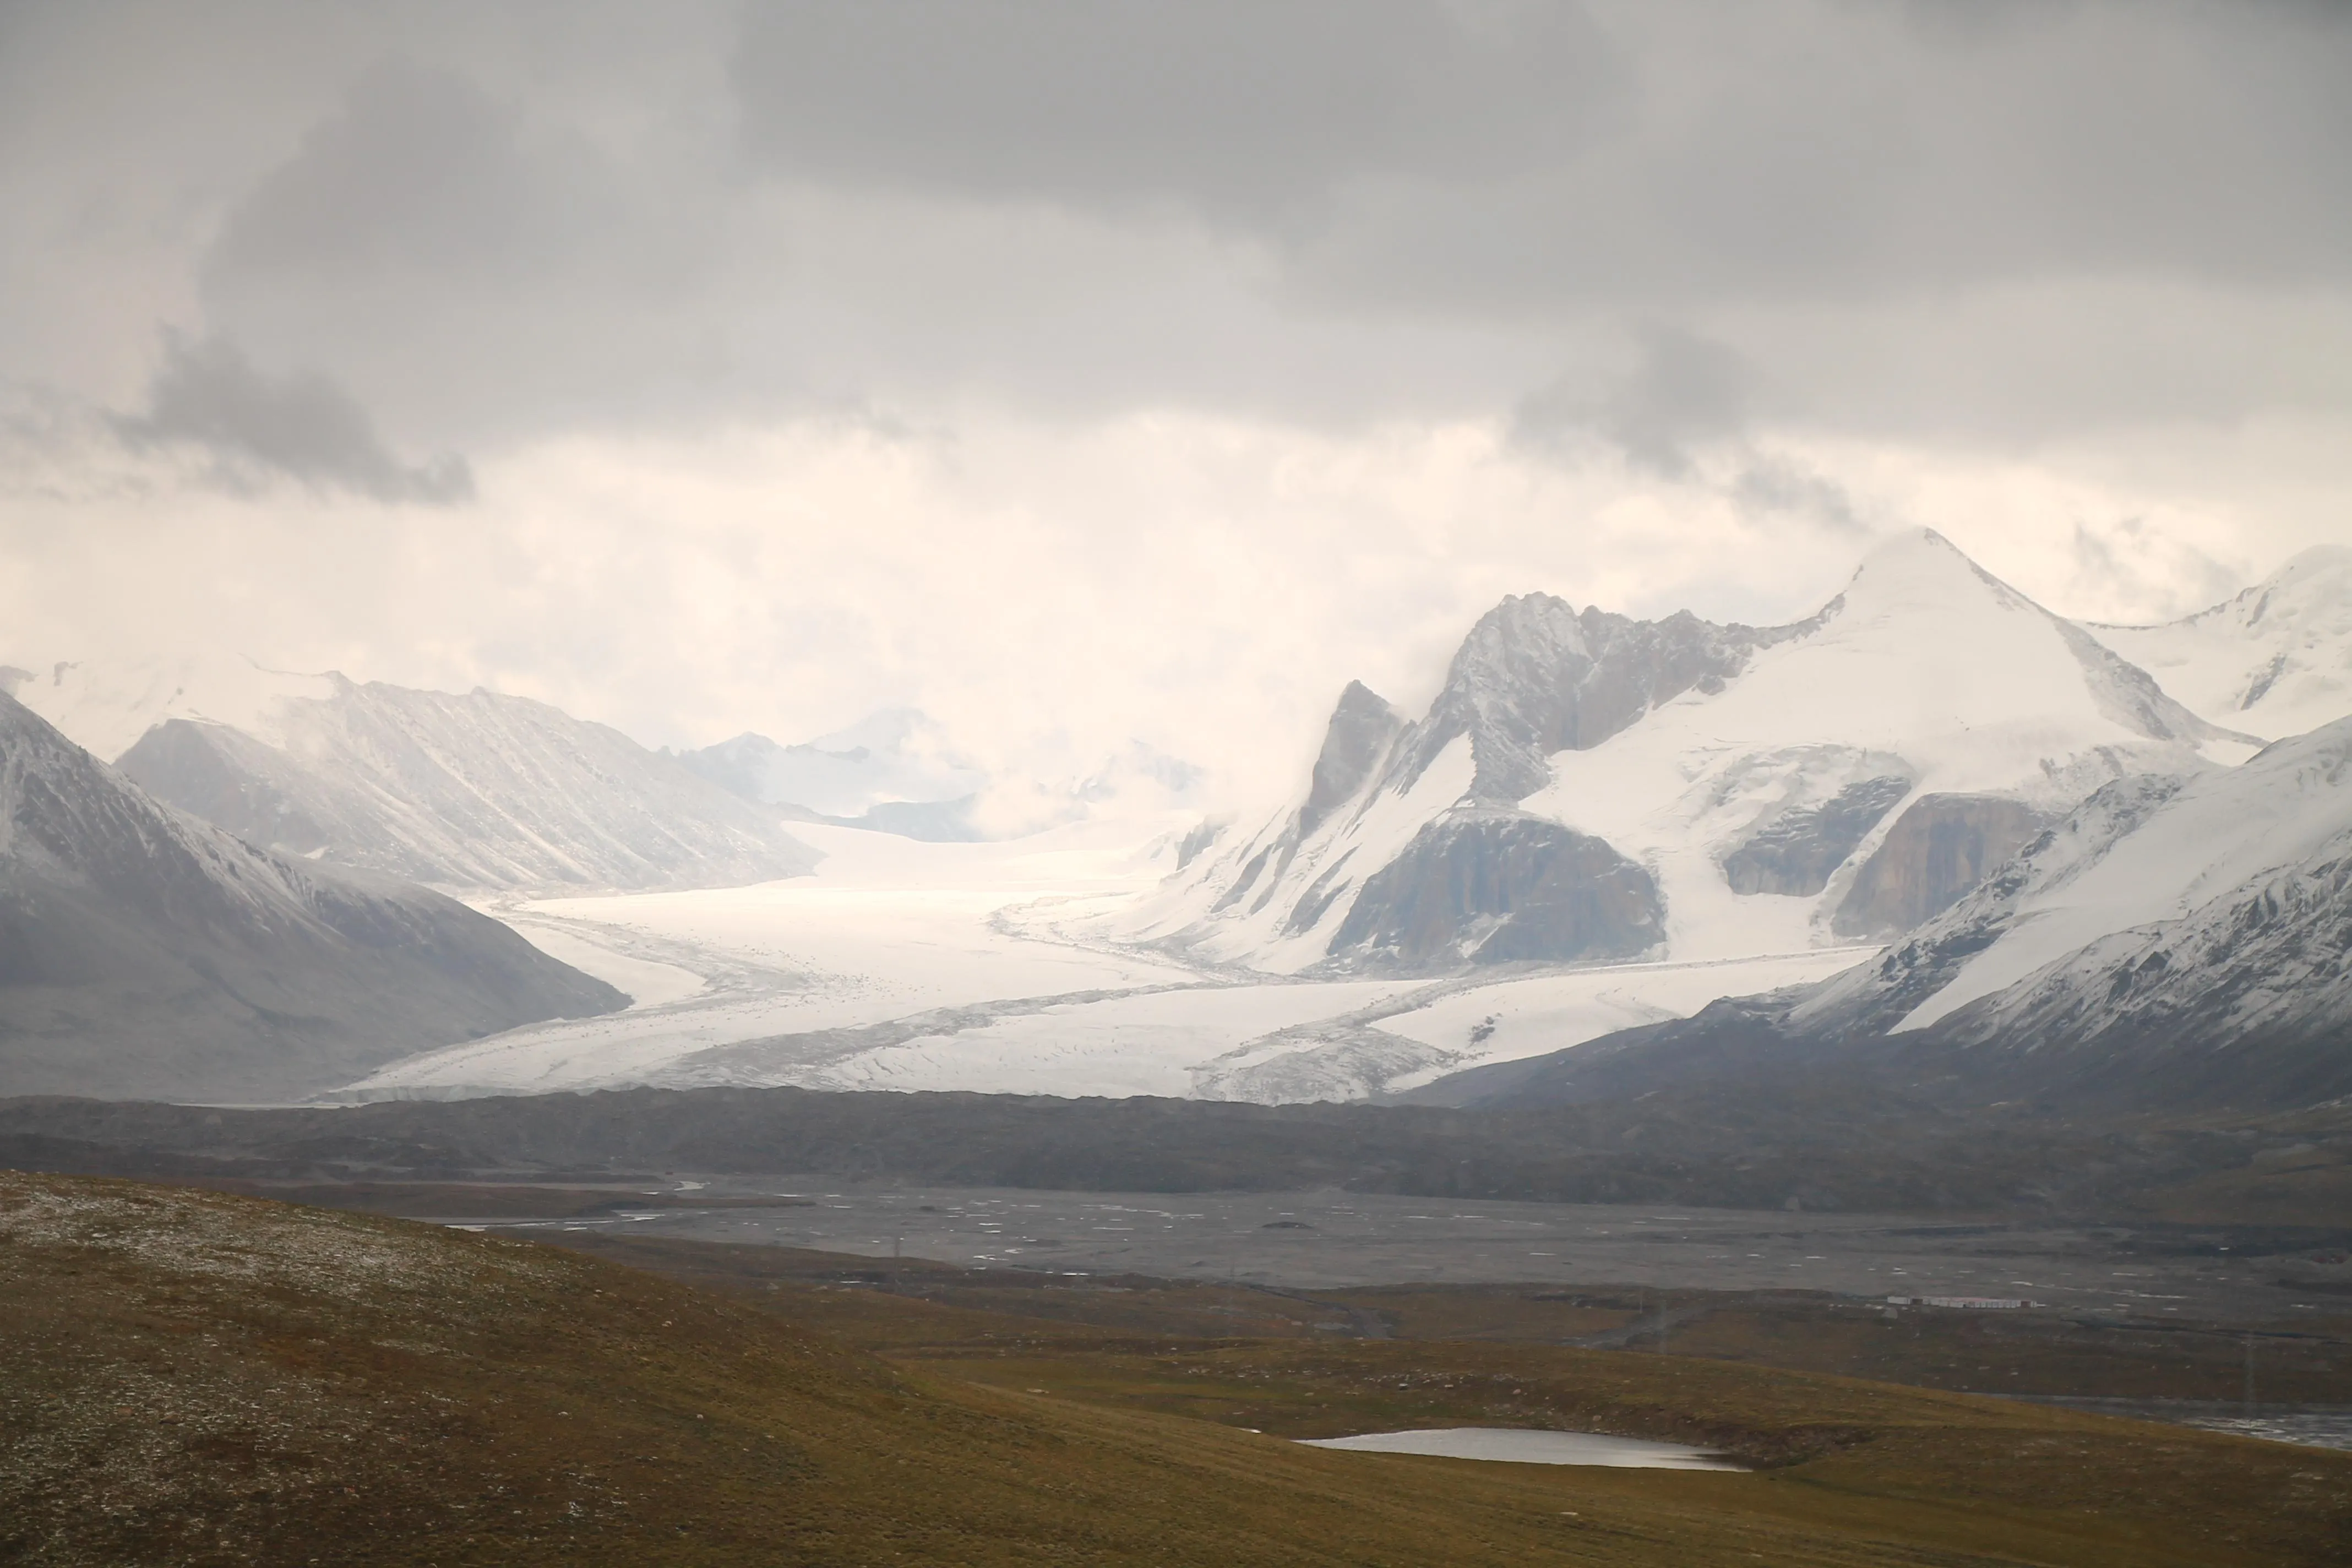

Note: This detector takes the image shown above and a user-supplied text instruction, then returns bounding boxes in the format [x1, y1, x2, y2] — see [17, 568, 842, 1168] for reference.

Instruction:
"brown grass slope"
[2, 1175, 2348, 1568]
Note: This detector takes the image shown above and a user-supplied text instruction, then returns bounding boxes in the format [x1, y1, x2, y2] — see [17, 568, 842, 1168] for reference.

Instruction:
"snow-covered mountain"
[6, 658, 819, 893]
[1418, 716, 2352, 1113]
[0, 691, 625, 1101]
[2088, 547, 2352, 742]
[1105, 530, 2253, 976]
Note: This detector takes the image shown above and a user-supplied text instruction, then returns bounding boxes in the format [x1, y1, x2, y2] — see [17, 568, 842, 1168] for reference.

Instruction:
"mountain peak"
[1836, 527, 2017, 615]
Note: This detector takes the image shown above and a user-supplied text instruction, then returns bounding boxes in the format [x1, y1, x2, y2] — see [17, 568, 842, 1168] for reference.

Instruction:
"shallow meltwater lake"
[1299, 1427, 1744, 1470]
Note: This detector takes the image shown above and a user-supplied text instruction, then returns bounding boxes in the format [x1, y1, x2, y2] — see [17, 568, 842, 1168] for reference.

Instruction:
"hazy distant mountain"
[674, 708, 989, 840]
[1108, 530, 2251, 976]
[2089, 546, 2352, 741]
[8, 659, 819, 893]
[0, 692, 625, 1101]
[1422, 716, 2352, 1114]
[676, 712, 1203, 842]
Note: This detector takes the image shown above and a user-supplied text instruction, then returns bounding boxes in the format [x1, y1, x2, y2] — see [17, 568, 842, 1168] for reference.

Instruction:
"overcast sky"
[4, 0, 2349, 807]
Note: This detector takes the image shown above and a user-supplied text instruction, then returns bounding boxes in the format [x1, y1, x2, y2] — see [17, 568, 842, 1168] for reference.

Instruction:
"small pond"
[1298, 1428, 1744, 1470]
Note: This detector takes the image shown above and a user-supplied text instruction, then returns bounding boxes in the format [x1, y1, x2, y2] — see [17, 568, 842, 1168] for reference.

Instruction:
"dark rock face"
[0, 693, 626, 1101]
[1832, 793, 2046, 938]
[1390, 596, 1807, 804]
[1184, 592, 1821, 972]
[1721, 776, 1912, 896]
[1299, 682, 1402, 835]
[1327, 813, 1664, 970]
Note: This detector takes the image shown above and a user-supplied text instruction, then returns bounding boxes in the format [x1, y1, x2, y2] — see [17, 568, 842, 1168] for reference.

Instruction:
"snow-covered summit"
[1101, 529, 2253, 977]
[2089, 545, 2352, 741]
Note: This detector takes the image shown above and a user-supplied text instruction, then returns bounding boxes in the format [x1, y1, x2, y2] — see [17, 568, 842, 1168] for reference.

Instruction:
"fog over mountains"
[5, 529, 2351, 1110]
[674, 708, 989, 841]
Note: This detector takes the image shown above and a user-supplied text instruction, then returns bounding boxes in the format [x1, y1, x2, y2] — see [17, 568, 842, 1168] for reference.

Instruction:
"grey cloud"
[205, 58, 641, 289]
[1511, 325, 1751, 478]
[2068, 518, 2239, 618]
[1512, 327, 1866, 536]
[193, 53, 742, 448]
[114, 334, 473, 505]
[734, 1, 2352, 309]
[12, 0, 2350, 462]
[1729, 454, 1865, 537]
[730, 1, 1619, 224]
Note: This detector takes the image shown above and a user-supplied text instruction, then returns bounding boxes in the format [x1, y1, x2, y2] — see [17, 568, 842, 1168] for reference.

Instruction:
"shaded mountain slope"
[0, 693, 624, 1101]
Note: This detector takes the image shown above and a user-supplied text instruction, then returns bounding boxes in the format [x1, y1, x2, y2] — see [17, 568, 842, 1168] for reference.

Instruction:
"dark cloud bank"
[114, 335, 472, 505]
[20, 1, 2352, 484]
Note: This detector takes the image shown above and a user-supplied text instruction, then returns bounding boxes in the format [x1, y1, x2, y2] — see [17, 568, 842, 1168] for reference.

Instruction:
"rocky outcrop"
[1721, 775, 1911, 896]
[1299, 682, 1403, 835]
[1326, 812, 1664, 969]
[1832, 793, 2046, 938]
[1391, 596, 1802, 804]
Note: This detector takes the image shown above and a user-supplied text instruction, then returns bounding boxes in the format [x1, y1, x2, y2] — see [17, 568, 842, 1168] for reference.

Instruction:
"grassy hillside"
[5, 1173, 2349, 1567]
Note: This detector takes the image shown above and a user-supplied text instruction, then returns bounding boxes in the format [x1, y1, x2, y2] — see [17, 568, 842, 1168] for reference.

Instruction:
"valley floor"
[456, 1178, 2352, 1326]
[9, 1171, 2350, 1567]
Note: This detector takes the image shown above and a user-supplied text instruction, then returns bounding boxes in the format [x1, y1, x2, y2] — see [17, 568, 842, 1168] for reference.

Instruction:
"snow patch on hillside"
[2090, 547, 2352, 742]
